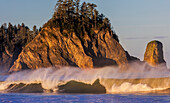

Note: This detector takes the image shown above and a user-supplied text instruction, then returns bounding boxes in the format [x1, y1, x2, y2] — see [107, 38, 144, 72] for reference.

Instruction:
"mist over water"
[0, 62, 169, 93]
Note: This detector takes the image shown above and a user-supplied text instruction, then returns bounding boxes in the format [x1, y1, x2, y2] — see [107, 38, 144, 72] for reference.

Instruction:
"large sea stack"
[0, 0, 139, 72]
[144, 40, 166, 67]
[9, 27, 131, 72]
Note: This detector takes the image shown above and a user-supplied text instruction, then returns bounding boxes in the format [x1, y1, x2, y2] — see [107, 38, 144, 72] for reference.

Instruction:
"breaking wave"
[0, 62, 169, 94]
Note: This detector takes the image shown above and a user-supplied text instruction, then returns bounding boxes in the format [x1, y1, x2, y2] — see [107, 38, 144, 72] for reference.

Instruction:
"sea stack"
[6, 0, 140, 72]
[144, 40, 166, 67]
[9, 28, 129, 72]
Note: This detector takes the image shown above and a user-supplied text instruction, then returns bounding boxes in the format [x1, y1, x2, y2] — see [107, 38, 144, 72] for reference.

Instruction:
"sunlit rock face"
[9, 27, 131, 72]
[144, 40, 166, 67]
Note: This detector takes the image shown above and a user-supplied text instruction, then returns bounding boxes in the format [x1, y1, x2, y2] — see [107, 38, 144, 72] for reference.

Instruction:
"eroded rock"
[9, 27, 130, 72]
[144, 40, 166, 67]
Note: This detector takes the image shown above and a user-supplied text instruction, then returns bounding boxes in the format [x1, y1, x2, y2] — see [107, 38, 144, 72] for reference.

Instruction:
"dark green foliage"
[43, 0, 119, 42]
[0, 23, 39, 58]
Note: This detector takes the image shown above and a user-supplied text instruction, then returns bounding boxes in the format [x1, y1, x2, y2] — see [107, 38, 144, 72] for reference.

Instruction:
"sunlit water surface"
[0, 93, 169, 103]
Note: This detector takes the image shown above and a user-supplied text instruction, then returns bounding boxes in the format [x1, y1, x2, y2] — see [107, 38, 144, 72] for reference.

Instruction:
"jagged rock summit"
[144, 40, 166, 67]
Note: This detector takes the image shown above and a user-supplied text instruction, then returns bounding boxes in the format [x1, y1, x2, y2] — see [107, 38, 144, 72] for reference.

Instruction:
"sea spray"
[111, 82, 152, 93]
[0, 62, 169, 93]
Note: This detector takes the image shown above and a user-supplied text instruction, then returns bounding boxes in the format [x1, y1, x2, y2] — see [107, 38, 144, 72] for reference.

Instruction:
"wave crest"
[0, 63, 169, 93]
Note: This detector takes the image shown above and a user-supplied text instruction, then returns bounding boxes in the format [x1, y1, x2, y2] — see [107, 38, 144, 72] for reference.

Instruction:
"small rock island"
[144, 40, 166, 67]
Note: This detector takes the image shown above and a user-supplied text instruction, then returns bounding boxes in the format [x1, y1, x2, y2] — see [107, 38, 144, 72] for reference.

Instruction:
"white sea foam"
[109, 82, 168, 93]
[111, 82, 152, 93]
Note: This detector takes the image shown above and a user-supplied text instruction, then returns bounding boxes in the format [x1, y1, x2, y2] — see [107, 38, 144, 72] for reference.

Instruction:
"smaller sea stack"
[144, 40, 166, 67]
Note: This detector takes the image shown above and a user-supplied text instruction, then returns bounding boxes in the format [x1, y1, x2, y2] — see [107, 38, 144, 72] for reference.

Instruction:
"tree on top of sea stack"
[43, 0, 119, 42]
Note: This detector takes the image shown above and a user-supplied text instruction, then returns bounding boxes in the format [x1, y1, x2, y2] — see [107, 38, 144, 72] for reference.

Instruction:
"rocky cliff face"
[9, 27, 134, 72]
[0, 52, 12, 72]
[144, 40, 166, 67]
[0, 46, 22, 72]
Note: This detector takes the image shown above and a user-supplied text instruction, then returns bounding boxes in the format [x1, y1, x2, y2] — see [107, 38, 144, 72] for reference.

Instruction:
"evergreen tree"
[43, 0, 118, 41]
[0, 23, 38, 56]
[33, 25, 37, 33]
[75, 0, 80, 15]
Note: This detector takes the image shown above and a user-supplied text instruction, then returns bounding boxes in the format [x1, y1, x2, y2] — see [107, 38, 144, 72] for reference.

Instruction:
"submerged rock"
[7, 83, 43, 93]
[144, 40, 166, 67]
[58, 79, 106, 94]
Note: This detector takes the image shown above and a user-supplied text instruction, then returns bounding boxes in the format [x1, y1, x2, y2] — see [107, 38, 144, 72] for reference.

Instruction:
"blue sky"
[1, 0, 170, 67]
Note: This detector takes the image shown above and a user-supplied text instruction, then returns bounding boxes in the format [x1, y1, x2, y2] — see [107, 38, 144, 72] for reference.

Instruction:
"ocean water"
[0, 93, 169, 103]
[0, 62, 169, 103]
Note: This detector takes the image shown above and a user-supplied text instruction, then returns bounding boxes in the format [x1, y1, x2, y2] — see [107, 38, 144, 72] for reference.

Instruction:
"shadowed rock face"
[9, 27, 133, 72]
[0, 53, 12, 72]
[0, 46, 22, 72]
[144, 40, 166, 67]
